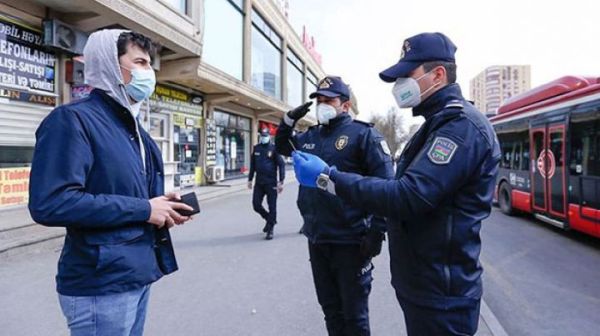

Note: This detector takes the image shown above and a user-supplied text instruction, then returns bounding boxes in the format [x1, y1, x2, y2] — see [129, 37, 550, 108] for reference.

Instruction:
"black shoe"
[266, 230, 274, 240]
[262, 222, 269, 233]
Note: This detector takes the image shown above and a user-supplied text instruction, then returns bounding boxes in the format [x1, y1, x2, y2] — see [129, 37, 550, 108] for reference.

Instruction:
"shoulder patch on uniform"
[352, 119, 374, 127]
[427, 137, 458, 165]
[380, 140, 391, 156]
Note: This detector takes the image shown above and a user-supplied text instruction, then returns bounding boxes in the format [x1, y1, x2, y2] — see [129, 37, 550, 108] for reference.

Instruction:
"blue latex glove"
[292, 151, 330, 188]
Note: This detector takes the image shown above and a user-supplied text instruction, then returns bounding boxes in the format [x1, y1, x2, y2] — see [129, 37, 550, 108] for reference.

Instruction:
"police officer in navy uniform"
[248, 128, 285, 240]
[292, 33, 501, 336]
[276, 76, 394, 336]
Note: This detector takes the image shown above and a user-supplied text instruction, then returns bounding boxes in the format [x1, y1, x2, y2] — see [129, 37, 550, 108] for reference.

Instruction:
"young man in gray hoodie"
[29, 29, 193, 335]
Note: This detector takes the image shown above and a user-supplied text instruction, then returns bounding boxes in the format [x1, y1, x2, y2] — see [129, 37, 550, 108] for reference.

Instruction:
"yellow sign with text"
[0, 167, 30, 207]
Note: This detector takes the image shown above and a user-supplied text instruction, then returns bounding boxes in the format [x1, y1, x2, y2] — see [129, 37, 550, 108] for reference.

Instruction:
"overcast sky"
[288, 0, 600, 123]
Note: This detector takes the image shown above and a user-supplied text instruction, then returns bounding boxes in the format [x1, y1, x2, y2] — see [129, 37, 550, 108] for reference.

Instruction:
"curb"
[480, 299, 509, 336]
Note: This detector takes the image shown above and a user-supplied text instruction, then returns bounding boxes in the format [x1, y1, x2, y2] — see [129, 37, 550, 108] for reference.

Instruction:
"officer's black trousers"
[396, 295, 480, 336]
[252, 183, 277, 225]
[308, 243, 373, 336]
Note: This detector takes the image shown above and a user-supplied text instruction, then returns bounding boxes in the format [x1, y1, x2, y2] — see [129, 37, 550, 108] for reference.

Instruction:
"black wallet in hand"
[175, 192, 201, 216]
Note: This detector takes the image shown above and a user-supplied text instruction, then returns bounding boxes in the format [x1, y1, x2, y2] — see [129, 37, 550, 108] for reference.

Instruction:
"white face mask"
[316, 103, 339, 125]
[391, 71, 439, 108]
[260, 136, 270, 144]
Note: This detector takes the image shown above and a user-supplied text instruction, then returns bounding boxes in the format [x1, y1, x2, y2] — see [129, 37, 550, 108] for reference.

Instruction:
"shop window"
[214, 111, 251, 178]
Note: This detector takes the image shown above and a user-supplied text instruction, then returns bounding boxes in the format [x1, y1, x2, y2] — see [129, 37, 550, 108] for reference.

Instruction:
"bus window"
[513, 142, 522, 170]
[500, 139, 513, 169]
[550, 130, 564, 170]
[522, 139, 530, 171]
[570, 121, 600, 177]
[590, 131, 600, 176]
[569, 135, 584, 175]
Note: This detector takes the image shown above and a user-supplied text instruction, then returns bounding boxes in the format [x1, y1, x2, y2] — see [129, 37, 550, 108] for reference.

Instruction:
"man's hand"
[276, 182, 284, 194]
[247, 181, 253, 190]
[148, 192, 194, 228]
[287, 101, 313, 121]
[360, 230, 385, 258]
[292, 151, 329, 188]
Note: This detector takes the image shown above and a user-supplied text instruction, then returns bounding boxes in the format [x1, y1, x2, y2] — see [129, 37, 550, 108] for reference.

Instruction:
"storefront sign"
[0, 87, 55, 106]
[150, 84, 203, 116]
[205, 119, 217, 166]
[0, 16, 56, 93]
[0, 167, 30, 207]
[173, 113, 202, 128]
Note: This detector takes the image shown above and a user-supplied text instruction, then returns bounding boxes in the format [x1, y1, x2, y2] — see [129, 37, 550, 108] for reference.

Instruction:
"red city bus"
[491, 76, 600, 238]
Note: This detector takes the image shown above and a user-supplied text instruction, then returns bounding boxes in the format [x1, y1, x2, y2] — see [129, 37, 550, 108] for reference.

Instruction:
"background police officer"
[248, 128, 285, 240]
[276, 76, 394, 336]
[292, 33, 501, 336]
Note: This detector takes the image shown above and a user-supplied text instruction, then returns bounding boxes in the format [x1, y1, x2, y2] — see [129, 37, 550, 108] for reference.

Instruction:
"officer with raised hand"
[291, 33, 501, 336]
[276, 76, 394, 336]
[248, 128, 285, 240]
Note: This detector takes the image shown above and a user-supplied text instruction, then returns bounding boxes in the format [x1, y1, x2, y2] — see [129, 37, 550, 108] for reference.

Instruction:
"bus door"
[530, 121, 567, 219]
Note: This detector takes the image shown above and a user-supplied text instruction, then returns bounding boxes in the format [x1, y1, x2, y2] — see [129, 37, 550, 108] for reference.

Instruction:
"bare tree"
[369, 107, 409, 158]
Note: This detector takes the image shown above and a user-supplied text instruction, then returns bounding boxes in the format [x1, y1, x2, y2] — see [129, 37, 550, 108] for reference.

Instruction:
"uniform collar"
[412, 83, 464, 119]
[323, 112, 352, 129]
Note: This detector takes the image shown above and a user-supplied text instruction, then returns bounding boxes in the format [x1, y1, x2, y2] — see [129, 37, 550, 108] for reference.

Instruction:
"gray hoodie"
[83, 29, 146, 168]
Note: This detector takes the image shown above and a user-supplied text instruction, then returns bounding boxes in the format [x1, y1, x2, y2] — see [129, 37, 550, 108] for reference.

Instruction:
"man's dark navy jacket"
[29, 89, 176, 296]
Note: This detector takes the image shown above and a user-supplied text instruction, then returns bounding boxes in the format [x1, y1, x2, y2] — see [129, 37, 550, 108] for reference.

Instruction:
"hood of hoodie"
[83, 29, 140, 116]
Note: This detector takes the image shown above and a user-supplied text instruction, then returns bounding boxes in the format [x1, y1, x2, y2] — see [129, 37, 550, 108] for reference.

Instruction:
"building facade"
[470, 65, 531, 115]
[0, 0, 339, 211]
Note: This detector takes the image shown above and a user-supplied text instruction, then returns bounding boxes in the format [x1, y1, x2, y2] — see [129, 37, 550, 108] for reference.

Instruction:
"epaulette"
[444, 100, 464, 109]
[352, 119, 374, 127]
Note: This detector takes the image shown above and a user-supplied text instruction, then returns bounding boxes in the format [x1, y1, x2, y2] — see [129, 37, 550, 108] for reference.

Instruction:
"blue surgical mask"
[260, 136, 270, 144]
[122, 66, 156, 102]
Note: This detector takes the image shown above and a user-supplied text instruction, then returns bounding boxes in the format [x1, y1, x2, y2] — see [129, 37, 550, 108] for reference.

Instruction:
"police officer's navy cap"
[379, 32, 457, 83]
[309, 76, 350, 99]
[259, 128, 270, 136]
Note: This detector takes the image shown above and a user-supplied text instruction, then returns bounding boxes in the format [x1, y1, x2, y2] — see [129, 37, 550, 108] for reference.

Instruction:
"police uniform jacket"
[330, 84, 501, 308]
[276, 113, 394, 244]
[248, 142, 285, 185]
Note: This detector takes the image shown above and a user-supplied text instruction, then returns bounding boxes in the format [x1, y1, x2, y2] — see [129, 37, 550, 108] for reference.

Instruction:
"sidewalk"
[0, 168, 296, 259]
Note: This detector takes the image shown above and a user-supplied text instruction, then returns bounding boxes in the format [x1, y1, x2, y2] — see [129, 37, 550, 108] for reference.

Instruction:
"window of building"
[214, 110, 251, 178]
[161, 0, 188, 14]
[287, 48, 303, 107]
[305, 70, 318, 118]
[250, 9, 282, 99]
[306, 70, 318, 101]
[203, 0, 244, 80]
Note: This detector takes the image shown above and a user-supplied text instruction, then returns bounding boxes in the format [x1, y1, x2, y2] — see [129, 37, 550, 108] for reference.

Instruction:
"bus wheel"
[498, 183, 515, 216]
